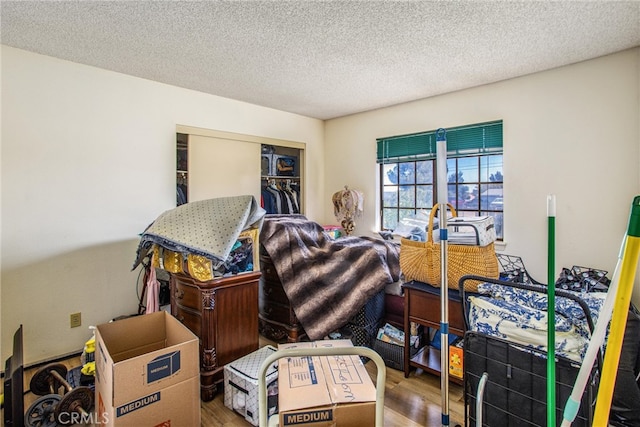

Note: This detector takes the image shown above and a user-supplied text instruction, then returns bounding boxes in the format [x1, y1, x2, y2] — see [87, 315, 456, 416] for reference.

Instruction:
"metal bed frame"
[458, 274, 602, 427]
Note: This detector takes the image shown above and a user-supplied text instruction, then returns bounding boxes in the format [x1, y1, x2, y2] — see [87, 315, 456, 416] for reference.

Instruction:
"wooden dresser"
[170, 271, 261, 401]
[258, 248, 307, 342]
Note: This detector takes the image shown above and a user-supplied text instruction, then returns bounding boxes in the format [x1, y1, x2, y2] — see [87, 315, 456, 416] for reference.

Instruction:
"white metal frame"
[257, 346, 387, 427]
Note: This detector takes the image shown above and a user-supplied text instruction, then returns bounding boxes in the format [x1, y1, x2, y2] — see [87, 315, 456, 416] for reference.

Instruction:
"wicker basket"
[400, 204, 499, 292]
[400, 238, 439, 284]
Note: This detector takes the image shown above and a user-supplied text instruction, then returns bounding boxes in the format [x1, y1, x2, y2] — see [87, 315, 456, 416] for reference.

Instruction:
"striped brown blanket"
[260, 215, 400, 340]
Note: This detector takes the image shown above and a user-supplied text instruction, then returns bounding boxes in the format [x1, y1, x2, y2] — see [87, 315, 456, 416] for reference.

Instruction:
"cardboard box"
[224, 345, 279, 426]
[95, 311, 200, 427]
[449, 338, 464, 379]
[277, 339, 376, 426]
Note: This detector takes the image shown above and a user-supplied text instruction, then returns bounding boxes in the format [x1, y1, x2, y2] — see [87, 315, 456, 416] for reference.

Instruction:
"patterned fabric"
[162, 248, 183, 273]
[261, 215, 400, 340]
[133, 195, 265, 270]
[468, 283, 609, 362]
[223, 345, 278, 426]
[477, 282, 607, 340]
[187, 254, 214, 281]
[331, 186, 364, 235]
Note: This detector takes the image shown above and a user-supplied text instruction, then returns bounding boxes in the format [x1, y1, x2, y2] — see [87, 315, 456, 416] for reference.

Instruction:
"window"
[377, 121, 504, 239]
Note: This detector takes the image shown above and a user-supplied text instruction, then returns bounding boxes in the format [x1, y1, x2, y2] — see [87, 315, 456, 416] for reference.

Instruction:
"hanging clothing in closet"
[177, 172, 188, 206]
[261, 180, 300, 214]
[177, 185, 187, 206]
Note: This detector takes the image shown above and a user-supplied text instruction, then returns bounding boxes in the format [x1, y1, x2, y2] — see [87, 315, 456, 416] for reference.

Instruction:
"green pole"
[547, 195, 556, 426]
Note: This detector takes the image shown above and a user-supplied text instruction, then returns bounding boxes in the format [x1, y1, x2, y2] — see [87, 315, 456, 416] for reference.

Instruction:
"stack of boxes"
[224, 339, 378, 427]
[277, 339, 377, 426]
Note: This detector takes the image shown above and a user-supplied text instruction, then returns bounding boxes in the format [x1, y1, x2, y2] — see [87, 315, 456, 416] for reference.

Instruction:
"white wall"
[3, 45, 638, 365]
[324, 48, 640, 285]
[0, 46, 325, 364]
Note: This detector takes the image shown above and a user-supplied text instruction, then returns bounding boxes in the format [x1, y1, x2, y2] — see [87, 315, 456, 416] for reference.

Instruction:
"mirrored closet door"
[176, 126, 304, 214]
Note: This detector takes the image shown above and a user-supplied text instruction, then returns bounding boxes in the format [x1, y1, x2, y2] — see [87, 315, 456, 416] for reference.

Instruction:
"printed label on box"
[98, 393, 106, 424]
[288, 356, 319, 388]
[98, 341, 107, 364]
[449, 340, 464, 379]
[282, 409, 333, 425]
[147, 351, 180, 383]
[116, 391, 161, 417]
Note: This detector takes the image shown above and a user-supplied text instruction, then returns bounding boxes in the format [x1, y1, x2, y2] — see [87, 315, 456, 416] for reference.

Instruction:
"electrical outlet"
[70, 312, 82, 328]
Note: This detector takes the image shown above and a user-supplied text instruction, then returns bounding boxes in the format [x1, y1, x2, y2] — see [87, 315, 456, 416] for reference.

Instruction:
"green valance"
[376, 120, 503, 163]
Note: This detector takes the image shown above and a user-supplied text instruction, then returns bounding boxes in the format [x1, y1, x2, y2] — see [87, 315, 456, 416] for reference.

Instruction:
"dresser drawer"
[173, 306, 201, 338]
[259, 258, 280, 283]
[260, 298, 299, 326]
[260, 278, 289, 303]
[173, 280, 201, 310]
[408, 289, 465, 335]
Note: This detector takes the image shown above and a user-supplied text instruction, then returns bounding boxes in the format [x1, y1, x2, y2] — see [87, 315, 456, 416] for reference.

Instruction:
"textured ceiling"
[2, 1, 639, 120]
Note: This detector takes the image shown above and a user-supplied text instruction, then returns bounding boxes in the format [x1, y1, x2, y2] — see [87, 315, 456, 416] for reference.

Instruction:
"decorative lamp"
[332, 185, 364, 235]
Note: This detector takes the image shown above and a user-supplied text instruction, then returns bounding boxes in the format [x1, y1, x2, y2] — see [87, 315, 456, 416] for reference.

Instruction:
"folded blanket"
[476, 282, 607, 341]
[468, 295, 588, 362]
[260, 215, 400, 340]
[133, 195, 265, 270]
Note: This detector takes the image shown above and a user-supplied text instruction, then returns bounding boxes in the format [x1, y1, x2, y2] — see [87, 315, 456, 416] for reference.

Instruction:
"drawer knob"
[175, 289, 185, 300]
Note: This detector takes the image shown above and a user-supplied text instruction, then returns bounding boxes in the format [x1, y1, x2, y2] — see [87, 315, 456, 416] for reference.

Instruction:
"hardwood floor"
[375, 364, 465, 427]
[201, 362, 464, 427]
[197, 359, 465, 427]
[16, 340, 466, 427]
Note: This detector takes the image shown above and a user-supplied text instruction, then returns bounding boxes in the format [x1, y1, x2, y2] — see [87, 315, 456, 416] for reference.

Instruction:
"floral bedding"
[468, 283, 608, 362]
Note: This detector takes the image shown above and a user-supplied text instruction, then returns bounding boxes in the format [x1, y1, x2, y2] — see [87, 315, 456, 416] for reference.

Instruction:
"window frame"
[377, 121, 504, 239]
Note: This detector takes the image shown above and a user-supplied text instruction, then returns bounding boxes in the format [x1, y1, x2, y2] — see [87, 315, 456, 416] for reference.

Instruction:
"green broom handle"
[547, 195, 557, 426]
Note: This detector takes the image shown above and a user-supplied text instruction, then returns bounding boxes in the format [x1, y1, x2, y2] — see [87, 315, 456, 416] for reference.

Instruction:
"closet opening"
[175, 126, 305, 214]
[261, 144, 302, 215]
